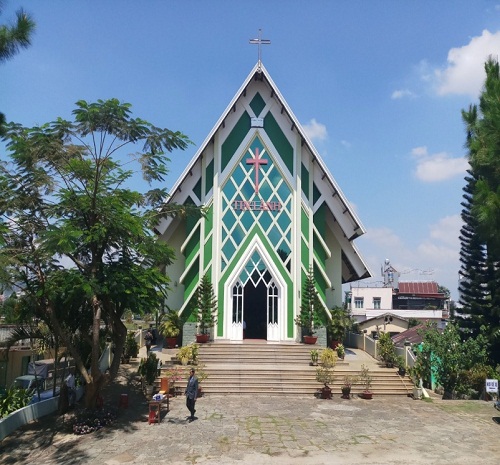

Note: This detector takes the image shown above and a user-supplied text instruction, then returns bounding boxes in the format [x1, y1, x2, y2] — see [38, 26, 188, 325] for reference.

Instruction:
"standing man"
[144, 330, 153, 355]
[185, 368, 198, 421]
[65, 370, 76, 407]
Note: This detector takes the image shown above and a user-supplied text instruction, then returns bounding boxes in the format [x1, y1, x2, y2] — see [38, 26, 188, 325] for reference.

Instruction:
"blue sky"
[3, 1, 500, 301]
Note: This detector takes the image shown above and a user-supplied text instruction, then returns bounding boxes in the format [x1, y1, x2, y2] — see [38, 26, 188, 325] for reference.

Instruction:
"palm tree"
[0, 5, 35, 135]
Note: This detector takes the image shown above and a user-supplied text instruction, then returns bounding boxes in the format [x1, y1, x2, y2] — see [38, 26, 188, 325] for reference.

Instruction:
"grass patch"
[436, 401, 490, 414]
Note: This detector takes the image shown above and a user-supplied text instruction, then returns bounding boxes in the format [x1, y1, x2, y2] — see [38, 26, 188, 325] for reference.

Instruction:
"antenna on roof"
[249, 29, 271, 70]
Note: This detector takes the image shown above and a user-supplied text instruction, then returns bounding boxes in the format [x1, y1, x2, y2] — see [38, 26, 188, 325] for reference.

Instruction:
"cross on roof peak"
[249, 29, 271, 69]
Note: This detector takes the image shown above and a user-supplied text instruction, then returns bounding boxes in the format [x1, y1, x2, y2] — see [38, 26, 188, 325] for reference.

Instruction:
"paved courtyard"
[1, 364, 500, 465]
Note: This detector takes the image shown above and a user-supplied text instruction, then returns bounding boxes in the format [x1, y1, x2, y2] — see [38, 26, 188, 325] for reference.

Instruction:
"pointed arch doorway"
[228, 248, 281, 342]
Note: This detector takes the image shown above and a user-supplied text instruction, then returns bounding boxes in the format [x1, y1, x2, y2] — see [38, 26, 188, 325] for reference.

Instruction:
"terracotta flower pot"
[165, 337, 178, 349]
[303, 335, 318, 345]
[196, 334, 210, 343]
[321, 386, 332, 399]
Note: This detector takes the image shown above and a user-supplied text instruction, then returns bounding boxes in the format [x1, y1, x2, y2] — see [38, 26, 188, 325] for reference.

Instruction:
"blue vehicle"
[11, 374, 60, 404]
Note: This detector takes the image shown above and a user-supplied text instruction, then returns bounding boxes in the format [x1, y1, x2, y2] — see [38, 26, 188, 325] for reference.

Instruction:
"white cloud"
[302, 118, 328, 141]
[362, 227, 406, 251]
[411, 146, 469, 182]
[391, 89, 414, 100]
[429, 214, 462, 248]
[434, 29, 500, 96]
[340, 140, 351, 149]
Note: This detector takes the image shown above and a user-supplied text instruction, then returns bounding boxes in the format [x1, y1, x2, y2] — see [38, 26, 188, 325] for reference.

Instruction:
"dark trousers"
[186, 396, 196, 418]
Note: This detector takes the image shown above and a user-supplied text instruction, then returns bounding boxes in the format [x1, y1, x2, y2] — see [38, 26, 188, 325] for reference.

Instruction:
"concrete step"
[153, 343, 413, 397]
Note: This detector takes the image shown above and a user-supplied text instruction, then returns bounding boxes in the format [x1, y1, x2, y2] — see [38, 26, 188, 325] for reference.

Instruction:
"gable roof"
[358, 312, 409, 326]
[156, 62, 371, 282]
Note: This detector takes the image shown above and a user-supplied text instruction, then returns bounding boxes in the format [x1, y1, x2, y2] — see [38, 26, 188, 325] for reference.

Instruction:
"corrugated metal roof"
[398, 281, 440, 295]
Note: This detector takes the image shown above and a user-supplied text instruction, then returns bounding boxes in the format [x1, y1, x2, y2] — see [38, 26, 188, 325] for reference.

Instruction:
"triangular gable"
[156, 63, 371, 282]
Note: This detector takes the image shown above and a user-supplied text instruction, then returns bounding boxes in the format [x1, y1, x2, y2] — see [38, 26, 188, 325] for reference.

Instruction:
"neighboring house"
[0, 325, 54, 390]
[357, 312, 409, 339]
[348, 260, 449, 335]
[391, 324, 430, 348]
[155, 61, 371, 344]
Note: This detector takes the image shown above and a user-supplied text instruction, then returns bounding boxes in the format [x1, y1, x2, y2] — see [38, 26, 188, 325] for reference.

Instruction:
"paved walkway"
[1, 356, 500, 465]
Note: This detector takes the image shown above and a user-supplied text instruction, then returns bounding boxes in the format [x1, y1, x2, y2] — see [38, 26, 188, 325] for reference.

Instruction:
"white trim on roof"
[157, 63, 366, 242]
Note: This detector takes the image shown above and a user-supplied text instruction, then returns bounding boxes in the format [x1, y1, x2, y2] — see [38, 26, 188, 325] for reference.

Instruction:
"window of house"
[373, 297, 381, 309]
[354, 297, 364, 309]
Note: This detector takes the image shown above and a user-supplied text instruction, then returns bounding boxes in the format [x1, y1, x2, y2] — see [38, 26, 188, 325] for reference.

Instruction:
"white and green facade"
[156, 63, 370, 344]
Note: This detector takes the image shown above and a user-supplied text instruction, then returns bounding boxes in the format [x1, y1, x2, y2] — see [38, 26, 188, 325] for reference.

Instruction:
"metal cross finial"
[249, 29, 271, 67]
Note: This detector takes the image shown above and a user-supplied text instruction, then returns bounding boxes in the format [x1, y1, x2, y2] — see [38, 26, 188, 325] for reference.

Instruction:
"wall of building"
[349, 286, 393, 315]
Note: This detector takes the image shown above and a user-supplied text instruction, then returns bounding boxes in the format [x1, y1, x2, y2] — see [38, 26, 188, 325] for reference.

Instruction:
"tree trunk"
[83, 372, 107, 409]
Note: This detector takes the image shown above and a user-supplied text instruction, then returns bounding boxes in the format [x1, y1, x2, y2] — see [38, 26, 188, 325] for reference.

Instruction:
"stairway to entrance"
[166, 342, 413, 397]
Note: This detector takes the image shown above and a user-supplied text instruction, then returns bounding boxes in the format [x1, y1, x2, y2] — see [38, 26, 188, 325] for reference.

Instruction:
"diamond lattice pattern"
[221, 136, 292, 272]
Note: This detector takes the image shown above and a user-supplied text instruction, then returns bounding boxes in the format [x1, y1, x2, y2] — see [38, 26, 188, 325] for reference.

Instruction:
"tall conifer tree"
[458, 58, 500, 363]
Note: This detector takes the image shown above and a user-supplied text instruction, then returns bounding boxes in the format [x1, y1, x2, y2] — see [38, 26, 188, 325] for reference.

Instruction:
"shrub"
[0, 388, 32, 418]
[320, 348, 338, 368]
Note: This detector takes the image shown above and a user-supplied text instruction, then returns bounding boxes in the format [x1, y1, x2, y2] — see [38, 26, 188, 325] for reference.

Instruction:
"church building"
[155, 61, 371, 344]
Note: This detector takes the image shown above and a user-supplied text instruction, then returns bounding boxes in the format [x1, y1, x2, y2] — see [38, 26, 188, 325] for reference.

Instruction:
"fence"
[346, 331, 416, 368]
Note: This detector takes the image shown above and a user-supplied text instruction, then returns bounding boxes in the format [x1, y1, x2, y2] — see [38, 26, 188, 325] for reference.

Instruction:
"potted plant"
[327, 306, 350, 348]
[397, 355, 407, 376]
[341, 375, 357, 399]
[336, 343, 345, 360]
[162, 366, 185, 397]
[359, 364, 373, 399]
[409, 364, 423, 399]
[378, 331, 397, 368]
[315, 366, 334, 399]
[122, 331, 139, 364]
[294, 267, 325, 344]
[159, 311, 182, 349]
[139, 352, 159, 396]
[310, 349, 319, 366]
[176, 345, 192, 365]
[320, 348, 338, 368]
[195, 274, 218, 343]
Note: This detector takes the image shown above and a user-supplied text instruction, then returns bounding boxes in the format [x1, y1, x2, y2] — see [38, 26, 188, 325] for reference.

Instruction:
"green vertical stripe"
[264, 112, 293, 175]
[221, 112, 250, 172]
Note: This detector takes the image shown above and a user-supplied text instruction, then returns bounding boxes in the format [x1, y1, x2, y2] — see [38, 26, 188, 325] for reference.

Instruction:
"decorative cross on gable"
[249, 29, 271, 67]
[246, 147, 268, 194]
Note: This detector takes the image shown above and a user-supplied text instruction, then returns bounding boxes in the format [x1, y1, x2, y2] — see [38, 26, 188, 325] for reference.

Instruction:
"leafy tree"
[377, 331, 397, 366]
[0, 3, 35, 135]
[457, 57, 500, 364]
[407, 318, 420, 329]
[0, 293, 20, 323]
[195, 273, 218, 335]
[295, 267, 324, 337]
[416, 322, 491, 399]
[0, 98, 197, 407]
[327, 306, 351, 342]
